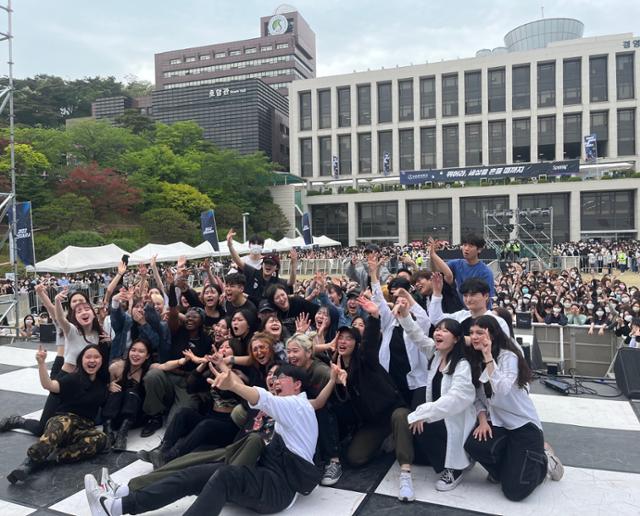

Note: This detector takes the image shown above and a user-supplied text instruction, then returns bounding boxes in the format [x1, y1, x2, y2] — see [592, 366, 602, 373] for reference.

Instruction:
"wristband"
[483, 359, 494, 365]
[230, 356, 235, 366]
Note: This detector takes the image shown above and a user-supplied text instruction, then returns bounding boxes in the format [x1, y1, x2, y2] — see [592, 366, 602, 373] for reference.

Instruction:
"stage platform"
[1, 337, 639, 516]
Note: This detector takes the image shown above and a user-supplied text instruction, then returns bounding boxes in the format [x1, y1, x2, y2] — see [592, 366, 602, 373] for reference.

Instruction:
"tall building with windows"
[154, 9, 315, 96]
[283, 19, 640, 245]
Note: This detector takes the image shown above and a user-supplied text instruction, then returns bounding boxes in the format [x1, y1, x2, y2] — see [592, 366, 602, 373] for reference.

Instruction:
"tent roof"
[35, 244, 129, 273]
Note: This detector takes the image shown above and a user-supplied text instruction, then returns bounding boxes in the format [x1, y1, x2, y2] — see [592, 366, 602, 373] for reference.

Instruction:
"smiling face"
[202, 286, 219, 307]
[185, 310, 203, 331]
[231, 312, 249, 337]
[463, 291, 488, 313]
[82, 347, 103, 376]
[337, 330, 356, 357]
[433, 324, 457, 354]
[262, 260, 277, 276]
[469, 325, 490, 351]
[264, 316, 282, 338]
[251, 339, 273, 366]
[218, 341, 233, 358]
[128, 341, 150, 367]
[272, 288, 289, 311]
[351, 317, 365, 335]
[315, 308, 328, 328]
[287, 341, 311, 369]
[273, 374, 300, 396]
[213, 320, 229, 343]
[74, 303, 95, 327]
[225, 283, 244, 302]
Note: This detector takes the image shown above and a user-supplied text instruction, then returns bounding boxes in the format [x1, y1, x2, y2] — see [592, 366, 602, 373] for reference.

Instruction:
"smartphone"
[122, 254, 129, 265]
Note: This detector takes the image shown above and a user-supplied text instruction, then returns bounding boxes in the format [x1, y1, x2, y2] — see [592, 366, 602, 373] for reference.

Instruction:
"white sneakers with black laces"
[85, 468, 124, 516]
[398, 470, 415, 502]
[436, 468, 464, 491]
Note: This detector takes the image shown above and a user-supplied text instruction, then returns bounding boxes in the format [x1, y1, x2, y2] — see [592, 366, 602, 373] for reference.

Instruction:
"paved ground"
[1, 336, 639, 516]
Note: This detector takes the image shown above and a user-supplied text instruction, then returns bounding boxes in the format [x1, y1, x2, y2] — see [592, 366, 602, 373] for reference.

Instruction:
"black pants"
[102, 383, 144, 429]
[23, 367, 69, 436]
[162, 408, 237, 457]
[413, 419, 447, 472]
[465, 422, 547, 501]
[122, 462, 295, 516]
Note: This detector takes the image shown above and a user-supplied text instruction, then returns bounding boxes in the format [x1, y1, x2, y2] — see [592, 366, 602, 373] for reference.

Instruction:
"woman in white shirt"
[464, 315, 563, 501]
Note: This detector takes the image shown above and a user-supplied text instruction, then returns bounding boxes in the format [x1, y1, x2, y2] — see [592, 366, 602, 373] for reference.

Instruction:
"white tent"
[275, 235, 342, 250]
[128, 242, 199, 264]
[35, 244, 129, 273]
[188, 240, 249, 259]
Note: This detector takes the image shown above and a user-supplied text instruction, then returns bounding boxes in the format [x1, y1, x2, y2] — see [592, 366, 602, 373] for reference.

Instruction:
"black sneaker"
[140, 415, 162, 438]
[0, 415, 26, 432]
[436, 468, 464, 491]
[320, 461, 343, 486]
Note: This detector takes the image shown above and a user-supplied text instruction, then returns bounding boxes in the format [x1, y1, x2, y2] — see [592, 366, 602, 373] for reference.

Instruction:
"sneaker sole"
[436, 478, 464, 491]
[397, 496, 415, 503]
[320, 477, 341, 487]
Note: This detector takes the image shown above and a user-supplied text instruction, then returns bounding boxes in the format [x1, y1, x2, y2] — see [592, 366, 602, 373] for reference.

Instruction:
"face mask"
[522, 298, 530, 304]
[587, 303, 594, 310]
[596, 310, 604, 317]
[250, 244, 263, 254]
[553, 308, 561, 314]
[563, 302, 571, 308]
[531, 298, 538, 304]
[633, 306, 640, 312]
[522, 287, 529, 294]
[622, 297, 630, 304]
[624, 315, 633, 322]
[505, 300, 511, 305]
[605, 307, 611, 313]
[596, 289, 603, 294]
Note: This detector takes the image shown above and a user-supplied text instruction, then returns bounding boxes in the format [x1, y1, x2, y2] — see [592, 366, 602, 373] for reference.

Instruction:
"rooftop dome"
[504, 18, 584, 52]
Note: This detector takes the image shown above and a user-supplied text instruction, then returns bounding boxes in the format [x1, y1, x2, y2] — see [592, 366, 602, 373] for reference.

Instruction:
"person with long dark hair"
[464, 315, 563, 501]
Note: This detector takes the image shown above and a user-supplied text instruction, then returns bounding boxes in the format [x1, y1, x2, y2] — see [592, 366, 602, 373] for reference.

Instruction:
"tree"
[57, 230, 106, 248]
[122, 76, 153, 97]
[0, 143, 52, 206]
[154, 122, 206, 154]
[33, 193, 94, 234]
[119, 144, 200, 184]
[154, 182, 214, 220]
[114, 109, 155, 135]
[67, 120, 145, 167]
[141, 208, 199, 244]
[59, 164, 141, 220]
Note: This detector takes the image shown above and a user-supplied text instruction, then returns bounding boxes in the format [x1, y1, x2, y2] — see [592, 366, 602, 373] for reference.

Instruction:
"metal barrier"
[280, 259, 348, 277]
[531, 323, 619, 377]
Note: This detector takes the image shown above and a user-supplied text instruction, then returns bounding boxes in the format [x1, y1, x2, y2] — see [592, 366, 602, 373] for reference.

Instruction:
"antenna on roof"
[541, 5, 545, 18]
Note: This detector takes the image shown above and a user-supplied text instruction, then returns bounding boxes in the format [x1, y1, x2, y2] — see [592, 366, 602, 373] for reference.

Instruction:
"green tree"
[119, 144, 200, 184]
[154, 122, 206, 154]
[141, 208, 199, 244]
[114, 109, 155, 135]
[0, 143, 52, 206]
[34, 233, 61, 260]
[33, 193, 94, 234]
[154, 182, 214, 220]
[122, 76, 153, 98]
[67, 120, 145, 167]
[57, 230, 106, 248]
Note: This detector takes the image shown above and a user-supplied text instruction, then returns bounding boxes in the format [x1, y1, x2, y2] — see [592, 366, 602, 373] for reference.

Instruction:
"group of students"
[0, 231, 564, 516]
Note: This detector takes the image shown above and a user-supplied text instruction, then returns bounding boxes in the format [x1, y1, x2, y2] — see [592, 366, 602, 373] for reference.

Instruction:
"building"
[92, 95, 152, 120]
[152, 78, 289, 165]
[281, 19, 640, 245]
[154, 9, 316, 96]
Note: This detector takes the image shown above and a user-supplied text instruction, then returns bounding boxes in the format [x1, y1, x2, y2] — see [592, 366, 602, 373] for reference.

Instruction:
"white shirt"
[428, 294, 511, 338]
[477, 349, 542, 431]
[63, 324, 99, 366]
[249, 387, 318, 464]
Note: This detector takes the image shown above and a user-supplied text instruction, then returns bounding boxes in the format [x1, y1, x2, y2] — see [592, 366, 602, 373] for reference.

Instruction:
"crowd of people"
[0, 233, 638, 515]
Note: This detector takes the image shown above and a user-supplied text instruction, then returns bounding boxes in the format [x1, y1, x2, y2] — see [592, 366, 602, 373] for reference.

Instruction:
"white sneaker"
[545, 444, 564, 481]
[85, 474, 115, 516]
[398, 471, 415, 502]
[100, 467, 120, 496]
[436, 468, 464, 491]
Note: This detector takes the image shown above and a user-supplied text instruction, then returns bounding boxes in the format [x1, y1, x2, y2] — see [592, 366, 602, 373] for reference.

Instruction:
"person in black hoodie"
[332, 297, 416, 502]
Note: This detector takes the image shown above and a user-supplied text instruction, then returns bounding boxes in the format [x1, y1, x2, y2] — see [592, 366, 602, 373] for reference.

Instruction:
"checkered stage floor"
[1, 338, 640, 516]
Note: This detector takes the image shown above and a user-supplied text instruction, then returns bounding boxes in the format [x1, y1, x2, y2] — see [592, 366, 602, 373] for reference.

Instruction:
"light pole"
[242, 212, 250, 243]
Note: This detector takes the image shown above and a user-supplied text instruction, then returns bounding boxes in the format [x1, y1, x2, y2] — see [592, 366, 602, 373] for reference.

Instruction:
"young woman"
[261, 314, 289, 362]
[229, 309, 260, 357]
[402, 312, 476, 491]
[464, 316, 563, 501]
[19, 313, 39, 338]
[266, 284, 319, 335]
[200, 283, 225, 332]
[102, 338, 154, 451]
[8, 344, 109, 483]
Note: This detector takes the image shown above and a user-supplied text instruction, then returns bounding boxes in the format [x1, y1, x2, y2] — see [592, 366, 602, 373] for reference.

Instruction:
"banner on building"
[7, 201, 35, 266]
[332, 155, 339, 178]
[382, 152, 391, 176]
[200, 209, 220, 252]
[302, 212, 312, 246]
[399, 160, 580, 186]
[584, 134, 597, 162]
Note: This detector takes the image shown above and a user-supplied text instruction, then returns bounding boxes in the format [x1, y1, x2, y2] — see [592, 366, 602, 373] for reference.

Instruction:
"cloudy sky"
[13, 0, 640, 83]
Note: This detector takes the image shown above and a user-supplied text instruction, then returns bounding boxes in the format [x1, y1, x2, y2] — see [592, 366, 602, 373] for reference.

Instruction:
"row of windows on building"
[298, 53, 635, 131]
[163, 54, 313, 79]
[167, 43, 290, 65]
[299, 108, 636, 176]
[310, 190, 636, 245]
[163, 68, 306, 90]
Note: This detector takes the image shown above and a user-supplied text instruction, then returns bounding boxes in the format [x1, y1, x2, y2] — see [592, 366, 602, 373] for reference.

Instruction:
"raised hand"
[290, 247, 298, 262]
[55, 286, 68, 303]
[177, 255, 187, 271]
[226, 229, 236, 245]
[295, 312, 311, 334]
[357, 295, 379, 318]
[35, 344, 47, 364]
[150, 254, 158, 268]
[330, 362, 347, 386]
[431, 272, 444, 295]
[392, 297, 410, 318]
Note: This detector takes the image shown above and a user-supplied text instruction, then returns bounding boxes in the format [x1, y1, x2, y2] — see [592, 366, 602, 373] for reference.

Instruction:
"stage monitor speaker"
[39, 324, 56, 343]
[614, 347, 640, 399]
[515, 312, 532, 329]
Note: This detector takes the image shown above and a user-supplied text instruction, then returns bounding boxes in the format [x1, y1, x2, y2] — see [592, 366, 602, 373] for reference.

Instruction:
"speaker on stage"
[39, 323, 56, 343]
[515, 312, 532, 329]
[614, 347, 640, 399]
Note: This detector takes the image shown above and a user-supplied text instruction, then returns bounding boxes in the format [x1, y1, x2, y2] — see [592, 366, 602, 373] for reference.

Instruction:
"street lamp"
[242, 212, 250, 243]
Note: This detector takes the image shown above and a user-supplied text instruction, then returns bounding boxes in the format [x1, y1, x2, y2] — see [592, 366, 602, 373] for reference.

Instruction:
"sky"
[11, 0, 640, 84]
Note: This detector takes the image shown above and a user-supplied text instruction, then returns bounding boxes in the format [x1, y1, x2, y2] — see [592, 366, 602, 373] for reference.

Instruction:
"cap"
[337, 325, 362, 345]
[258, 299, 276, 313]
[346, 287, 361, 299]
[262, 254, 280, 267]
[364, 243, 380, 254]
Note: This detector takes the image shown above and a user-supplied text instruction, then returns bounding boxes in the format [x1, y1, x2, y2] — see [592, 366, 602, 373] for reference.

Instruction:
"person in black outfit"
[266, 284, 319, 335]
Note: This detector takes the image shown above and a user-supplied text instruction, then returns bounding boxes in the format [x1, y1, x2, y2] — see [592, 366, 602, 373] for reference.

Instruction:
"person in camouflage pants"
[28, 413, 108, 463]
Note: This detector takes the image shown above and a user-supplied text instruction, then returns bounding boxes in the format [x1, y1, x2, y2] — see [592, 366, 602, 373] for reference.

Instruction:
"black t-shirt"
[431, 369, 443, 402]
[388, 326, 411, 405]
[243, 265, 290, 306]
[223, 298, 257, 320]
[277, 296, 319, 335]
[57, 373, 108, 422]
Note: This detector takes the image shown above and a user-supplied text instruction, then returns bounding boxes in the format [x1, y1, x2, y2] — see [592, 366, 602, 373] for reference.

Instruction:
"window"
[378, 131, 392, 173]
[214, 52, 227, 58]
[442, 124, 459, 168]
[398, 79, 414, 121]
[618, 109, 636, 156]
[590, 111, 608, 157]
[169, 58, 181, 65]
[358, 202, 398, 240]
[399, 129, 414, 170]
[519, 193, 570, 243]
[488, 68, 505, 112]
[464, 71, 482, 115]
[185, 56, 196, 63]
[563, 58, 581, 105]
[377, 82, 392, 123]
[299, 91, 311, 131]
[357, 84, 371, 125]
[488, 120, 506, 164]
[589, 56, 608, 102]
[442, 74, 458, 117]
[538, 115, 556, 161]
[318, 89, 331, 129]
[300, 138, 313, 177]
[420, 127, 436, 169]
[261, 45, 273, 52]
[312, 204, 349, 246]
[338, 135, 352, 175]
[513, 118, 531, 162]
[563, 113, 582, 159]
[407, 199, 452, 242]
[276, 43, 289, 49]
[537, 62, 555, 107]
[318, 136, 332, 176]
[419, 76, 436, 119]
[199, 55, 211, 61]
[465, 123, 482, 166]
[358, 133, 372, 174]
[512, 64, 530, 110]
[616, 53, 635, 100]
[338, 87, 351, 127]
[245, 47, 257, 54]
[461, 196, 509, 238]
[229, 50, 241, 56]
[581, 190, 635, 233]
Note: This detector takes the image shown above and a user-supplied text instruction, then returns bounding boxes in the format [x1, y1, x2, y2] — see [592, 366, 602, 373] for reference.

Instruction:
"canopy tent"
[274, 235, 342, 250]
[187, 240, 249, 260]
[35, 244, 129, 273]
[128, 242, 198, 264]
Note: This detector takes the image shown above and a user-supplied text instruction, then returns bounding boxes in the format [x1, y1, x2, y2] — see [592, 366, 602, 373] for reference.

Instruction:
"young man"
[222, 272, 257, 319]
[86, 364, 332, 516]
